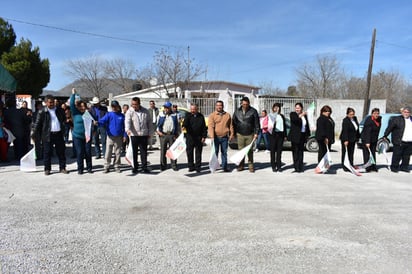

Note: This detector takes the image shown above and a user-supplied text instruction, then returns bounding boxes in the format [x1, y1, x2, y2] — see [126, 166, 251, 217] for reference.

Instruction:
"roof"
[0, 63, 17, 93]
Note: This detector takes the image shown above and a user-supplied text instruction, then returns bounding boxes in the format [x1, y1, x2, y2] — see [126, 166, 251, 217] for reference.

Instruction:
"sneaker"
[60, 169, 69, 174]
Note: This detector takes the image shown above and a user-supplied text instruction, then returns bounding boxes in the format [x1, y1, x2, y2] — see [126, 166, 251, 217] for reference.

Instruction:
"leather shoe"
[188, 168, 196, 172]
[172, 166, 178, 171]
[249, 166, 255, 173]
[44, 170, 51, 176]
[132, 169, 138, 174]
[400, 168, 410, 173]
[223, 168, 231, 172]
[60, 169, 69, 174]
[142, 168, 151, 173]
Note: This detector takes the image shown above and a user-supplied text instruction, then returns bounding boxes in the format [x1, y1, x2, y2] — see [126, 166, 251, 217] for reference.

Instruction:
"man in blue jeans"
[208, 100, 234, 172]
[89, 97, 107, 159]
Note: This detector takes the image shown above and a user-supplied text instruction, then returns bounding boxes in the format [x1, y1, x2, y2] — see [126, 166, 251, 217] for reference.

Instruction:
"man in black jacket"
[384, 106, 412, 173]
[33, 95, 68, 175]
[183, 103, 207, 172]
[232, 97, 260, 172]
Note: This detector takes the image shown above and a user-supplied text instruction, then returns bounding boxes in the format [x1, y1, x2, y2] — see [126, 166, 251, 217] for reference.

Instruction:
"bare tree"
[258, 80, 285, 96]
[371, 70, 408, 112]
[152, 48, 205, 97]
[105, 58, 136, 94]
[296, 55, 346, 98]
[66, 55, 109, 99]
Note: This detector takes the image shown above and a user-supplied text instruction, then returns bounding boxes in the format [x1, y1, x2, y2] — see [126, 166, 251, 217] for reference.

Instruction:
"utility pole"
[187, 46, 190, 91]
[363, 28, 376, 118]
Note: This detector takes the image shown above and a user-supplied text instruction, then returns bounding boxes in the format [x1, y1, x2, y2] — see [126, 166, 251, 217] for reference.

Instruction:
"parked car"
[357, 113, 399, 152]
[228, 117, 319, 152]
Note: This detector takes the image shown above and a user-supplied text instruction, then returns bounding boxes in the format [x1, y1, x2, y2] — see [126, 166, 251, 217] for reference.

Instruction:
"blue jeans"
[73, 136, 92, 172]
[93, 126, 107, 157]
[256, 131, 270, 150]
[214, 136, 228, 169]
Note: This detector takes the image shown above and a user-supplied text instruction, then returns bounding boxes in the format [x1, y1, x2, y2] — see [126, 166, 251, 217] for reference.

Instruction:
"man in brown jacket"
[208, 100, 234, 172]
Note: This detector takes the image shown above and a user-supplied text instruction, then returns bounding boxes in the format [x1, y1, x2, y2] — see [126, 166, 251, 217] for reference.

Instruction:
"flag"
[3, 128, 15, 143]
[82, 110, 95, 143]
[315, 147, 332, 174]
[20, 148, 36, 172]
[209, 140, 220, 173]
[307, 101, 316, 131]
[125, 137, 134, 168]
[378, 142, 390, 170]
[229, 139, 255, 165]
[166, 133, 186, 160]
[357, 147, 376, 172]
[343, 146, 361, 176]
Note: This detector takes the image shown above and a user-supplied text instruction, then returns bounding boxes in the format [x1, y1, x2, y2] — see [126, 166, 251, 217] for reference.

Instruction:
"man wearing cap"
[157, 101, 180, 171]
[125, 97, 153, 174]
[384, 106, 412, 173]
[89, 96, 108, 159]
[98, 100, 125, 173]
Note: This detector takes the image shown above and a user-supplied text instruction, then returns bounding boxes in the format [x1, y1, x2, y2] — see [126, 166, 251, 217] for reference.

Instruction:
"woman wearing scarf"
[360, 108, 381, 172]
[268, 103, 287, 172]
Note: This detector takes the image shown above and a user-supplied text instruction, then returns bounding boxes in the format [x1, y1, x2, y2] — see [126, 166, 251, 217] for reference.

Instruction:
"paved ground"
[0, 143, 411, 273]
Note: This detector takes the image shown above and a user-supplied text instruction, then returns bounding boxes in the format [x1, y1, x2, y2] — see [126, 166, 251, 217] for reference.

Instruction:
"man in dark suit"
[183, 103, 207, 172]
[32, 94, 68, 175]
[384, 106, 412, 173]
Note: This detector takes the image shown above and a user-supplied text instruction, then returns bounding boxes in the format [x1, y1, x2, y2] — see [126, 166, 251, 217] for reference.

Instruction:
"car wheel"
[377, 138, 389, 152]
[305, 137, 319, 152]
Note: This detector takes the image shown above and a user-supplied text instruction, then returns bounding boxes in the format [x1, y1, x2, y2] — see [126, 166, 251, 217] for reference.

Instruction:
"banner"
[125, 137, 134, 168]
[20, 148, 36, 172]
[208, 140, 220, 173]
[343, 146, 361, 176]
[315, 146, 332, 174]
[229, 139, 255, 165]
[166, 133, 186, 160]
[82, 110, 94, 142]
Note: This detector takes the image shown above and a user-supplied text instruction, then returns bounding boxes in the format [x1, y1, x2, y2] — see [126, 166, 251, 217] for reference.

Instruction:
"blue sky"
[2, 0, 412, 91]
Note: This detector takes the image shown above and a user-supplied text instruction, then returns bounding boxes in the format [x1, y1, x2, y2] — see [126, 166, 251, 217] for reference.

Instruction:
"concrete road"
[0, 143, 411, 273]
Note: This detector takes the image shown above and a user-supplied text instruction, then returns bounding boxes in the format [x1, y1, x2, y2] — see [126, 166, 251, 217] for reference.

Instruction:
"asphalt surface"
[0, 142, 411, 273]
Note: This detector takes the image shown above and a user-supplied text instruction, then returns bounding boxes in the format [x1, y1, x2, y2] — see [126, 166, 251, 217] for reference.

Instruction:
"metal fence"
[257, 97, 315, 117]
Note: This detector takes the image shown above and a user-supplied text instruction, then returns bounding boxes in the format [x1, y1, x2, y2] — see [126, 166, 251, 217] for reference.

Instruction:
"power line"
[3, 17, 179, 48]
[377, 40, 412, 50]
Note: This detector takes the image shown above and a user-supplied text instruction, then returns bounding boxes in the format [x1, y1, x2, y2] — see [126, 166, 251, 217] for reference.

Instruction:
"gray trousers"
[105, 135, 123, 169]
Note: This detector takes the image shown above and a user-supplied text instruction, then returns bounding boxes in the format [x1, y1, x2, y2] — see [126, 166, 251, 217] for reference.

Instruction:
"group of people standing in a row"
[1, 91, 411, 175]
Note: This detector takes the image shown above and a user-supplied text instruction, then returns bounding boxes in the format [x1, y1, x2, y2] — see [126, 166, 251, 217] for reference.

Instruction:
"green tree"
[0, 17, 16, 55]
[1, 38, 50, 97]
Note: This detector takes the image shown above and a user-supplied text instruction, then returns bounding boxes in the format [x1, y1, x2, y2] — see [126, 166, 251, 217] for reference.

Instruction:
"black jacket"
[33, 107, 66, 142]
[339, 116, 360, 143]
[361, 116, 381, 144]
[288, 112, 310, 143]
[183, 112, 207, 139]
[232, 106, 260, 136]
[315, 115, 335, 144]
[384, 115, 409, 145]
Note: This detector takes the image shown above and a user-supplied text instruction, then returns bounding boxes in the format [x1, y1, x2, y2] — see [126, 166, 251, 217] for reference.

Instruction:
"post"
[363, 28, 376, 118]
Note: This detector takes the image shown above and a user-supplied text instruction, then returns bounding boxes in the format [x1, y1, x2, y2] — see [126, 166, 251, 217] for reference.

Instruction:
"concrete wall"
[316, 99, 387, 134]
